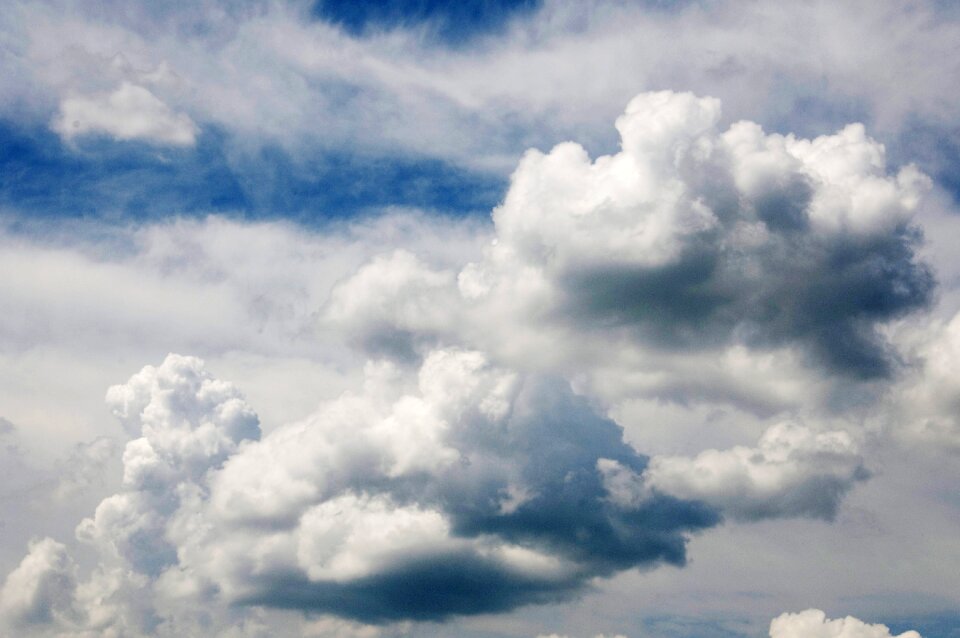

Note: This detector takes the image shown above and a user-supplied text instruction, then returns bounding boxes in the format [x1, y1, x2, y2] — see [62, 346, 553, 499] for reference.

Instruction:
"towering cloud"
[459, 91, 933, 380]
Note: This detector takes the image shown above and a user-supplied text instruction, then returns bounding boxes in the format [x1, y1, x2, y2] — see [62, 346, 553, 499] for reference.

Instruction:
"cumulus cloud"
[606, 423, 869, 522]
[324, 250, 461, 361]
[51, 82, 198, 146]
[459, 91, 933, 380]
[0, 538, 79, 631]
[889, 310, 960, 451]
[310, 91, 933, 421]
[769, 609, 921, 638]
[0, 349, 876, 632]
[176, 349, 716, 622]
[0, 354, 263, 636]
[0, 351, 722, 632]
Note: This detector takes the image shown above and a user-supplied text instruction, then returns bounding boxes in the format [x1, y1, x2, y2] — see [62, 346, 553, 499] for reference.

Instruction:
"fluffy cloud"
[889, 311, 960, 451]
[459, 91, 932, 380]
[1, 2, 959, 635]
[0, 538, 79, 631]
[769, 609, 921, 638]
[1, 354, 263, 636]
[175, 349, 717, 622]
[324, 250, 461, 361]
[51, 82, 197, 146]
[1, 346, 884, 632]
[631, 423, 868, 521]
[0, 351, 721, 632]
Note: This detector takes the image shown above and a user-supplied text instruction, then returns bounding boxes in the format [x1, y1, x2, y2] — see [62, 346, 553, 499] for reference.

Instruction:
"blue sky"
[1, 2, 960, 638]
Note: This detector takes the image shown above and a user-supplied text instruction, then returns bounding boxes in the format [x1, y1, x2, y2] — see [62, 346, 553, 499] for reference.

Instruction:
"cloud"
[53, 436, 118, 501]
[5, 0, 960, 182]
[1, 351, 722, 632]
[3, 91, 905, 631]
[888, 310, 960, 452]
[459, 91, 933, 380]
[64, 354, 260, 635]
[0, 538, 79, 631]
[178, 349, 717, 622]
[769, 609, 921, 638]
[0, 348, 875, 633]
[51, 82, 198, 146]
[0, 3, 958, 636]
[323, 250, 461, 361]
[616, 423, 868, 522]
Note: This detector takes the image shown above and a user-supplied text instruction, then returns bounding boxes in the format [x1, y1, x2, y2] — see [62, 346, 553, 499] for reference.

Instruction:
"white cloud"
[769, 609, 920, 638]
[637, 423, 867, 521]
[888, 311, 960, 451]
[51, 82, 198, 146]
[1, 349, 722, 631]
[0, 538, 79, 631]
[324, 250, 461, 360]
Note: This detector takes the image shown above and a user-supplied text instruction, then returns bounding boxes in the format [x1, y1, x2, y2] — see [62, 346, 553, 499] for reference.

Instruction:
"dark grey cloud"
[439, 378, 717, 571]
[559, 219, 933, 378]
[241, 553, 579, 623]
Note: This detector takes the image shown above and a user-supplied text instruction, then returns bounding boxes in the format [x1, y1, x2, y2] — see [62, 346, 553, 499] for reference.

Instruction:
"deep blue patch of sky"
[0, 120, 505, 226]
[312, 0, 541, 45]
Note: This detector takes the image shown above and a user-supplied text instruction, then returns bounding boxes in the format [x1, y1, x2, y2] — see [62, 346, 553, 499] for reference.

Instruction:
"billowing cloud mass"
[0, 538, 79, 630]
[770, 609, 921, 638]
[51, 82, 198, 146]
[458, 91, 932, 380]
[7, 351, 719, 634]
[0, 354, 262, 637]
[644, 423, 867, 521]
[0, 87, 951, 636]
[0, 342, 885, 633]
[889, 312, 960, 451]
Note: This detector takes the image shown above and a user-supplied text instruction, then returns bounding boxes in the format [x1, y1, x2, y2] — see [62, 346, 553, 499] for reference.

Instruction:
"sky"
[1, 1, 959, 637]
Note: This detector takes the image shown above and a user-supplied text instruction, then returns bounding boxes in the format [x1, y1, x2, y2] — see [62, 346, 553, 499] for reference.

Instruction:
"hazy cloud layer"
[4, 0, 960, 176]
